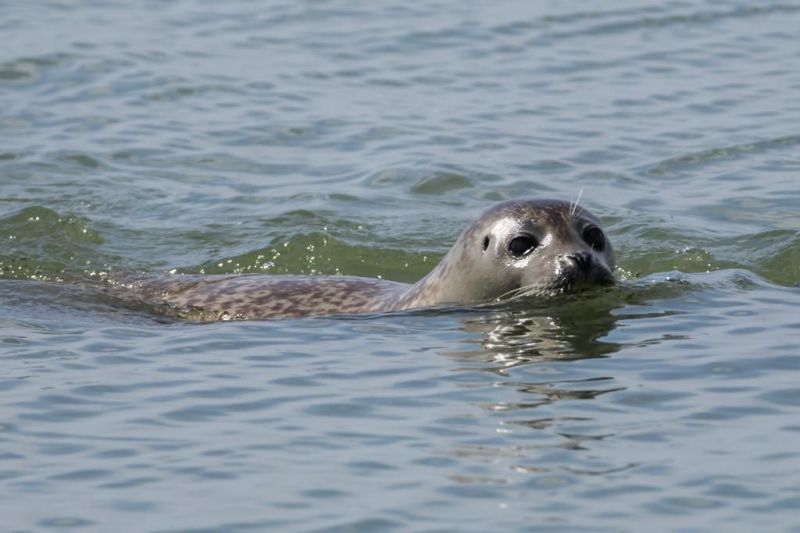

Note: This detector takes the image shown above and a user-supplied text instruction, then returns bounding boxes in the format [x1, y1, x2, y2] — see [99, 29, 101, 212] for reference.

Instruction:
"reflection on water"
[446, 274, 696, 366]
[461, 302, 618, 361]
[438, 297, 626, 480]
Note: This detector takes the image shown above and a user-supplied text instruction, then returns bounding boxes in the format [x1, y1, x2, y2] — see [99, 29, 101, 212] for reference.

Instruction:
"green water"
[1, 0, 799, 531]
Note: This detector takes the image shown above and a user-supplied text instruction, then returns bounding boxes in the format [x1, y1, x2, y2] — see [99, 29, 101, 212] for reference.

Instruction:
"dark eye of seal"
[508, 235, 538, 257]
[583, 226, 605, 251]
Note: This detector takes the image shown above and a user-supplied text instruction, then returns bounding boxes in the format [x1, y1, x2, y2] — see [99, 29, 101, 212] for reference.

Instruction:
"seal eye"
[481, 235, 490, 251]
[583, 226, 605, 251]
[508, 235, 538, 257]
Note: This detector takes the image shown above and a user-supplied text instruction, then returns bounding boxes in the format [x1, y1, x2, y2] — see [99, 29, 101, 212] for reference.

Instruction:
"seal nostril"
[566, 251, 593, 273]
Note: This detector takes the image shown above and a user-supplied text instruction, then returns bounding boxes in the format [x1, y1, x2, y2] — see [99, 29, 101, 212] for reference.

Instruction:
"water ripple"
[3, 0, 800, 530]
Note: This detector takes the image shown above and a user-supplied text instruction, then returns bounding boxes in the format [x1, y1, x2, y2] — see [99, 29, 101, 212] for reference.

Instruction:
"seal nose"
[566, 251, 593, 273]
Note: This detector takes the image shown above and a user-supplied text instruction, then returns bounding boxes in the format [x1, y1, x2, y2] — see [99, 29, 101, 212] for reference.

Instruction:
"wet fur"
[122, 199, 615, 321]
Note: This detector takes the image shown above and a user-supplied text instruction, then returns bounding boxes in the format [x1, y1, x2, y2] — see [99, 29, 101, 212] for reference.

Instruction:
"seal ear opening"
[481, 236, 490, 251]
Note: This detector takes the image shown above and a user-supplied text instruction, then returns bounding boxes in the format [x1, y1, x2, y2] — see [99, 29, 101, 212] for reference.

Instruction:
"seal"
[126, 199, 615, 320]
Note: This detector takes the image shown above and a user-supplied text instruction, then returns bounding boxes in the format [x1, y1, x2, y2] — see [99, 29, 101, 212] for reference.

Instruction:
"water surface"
[2, 0, 799, 531]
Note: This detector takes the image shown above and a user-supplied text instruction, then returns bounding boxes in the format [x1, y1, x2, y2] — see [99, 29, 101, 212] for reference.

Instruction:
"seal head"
[394, 199, 615, 308]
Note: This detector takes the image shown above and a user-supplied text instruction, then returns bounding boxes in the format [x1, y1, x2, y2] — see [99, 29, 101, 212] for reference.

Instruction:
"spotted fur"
[124, 199, 615, 321]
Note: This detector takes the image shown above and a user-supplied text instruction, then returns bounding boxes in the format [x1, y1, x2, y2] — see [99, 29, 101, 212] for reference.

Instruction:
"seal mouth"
[500, 263, 615, 301]
[546, 267, 615, 294]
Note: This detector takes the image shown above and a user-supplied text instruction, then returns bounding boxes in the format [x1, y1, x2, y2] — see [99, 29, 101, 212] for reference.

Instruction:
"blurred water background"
[2, 0, 799, 531]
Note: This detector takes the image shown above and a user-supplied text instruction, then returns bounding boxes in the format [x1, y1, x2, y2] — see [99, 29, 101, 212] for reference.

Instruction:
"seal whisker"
[499, 283, 547, 301]
[497, 285, 529, 301]
[570, 188, 584, 216]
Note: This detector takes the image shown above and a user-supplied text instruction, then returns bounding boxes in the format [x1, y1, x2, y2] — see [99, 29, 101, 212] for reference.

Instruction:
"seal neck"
[391, 249, 464, 310]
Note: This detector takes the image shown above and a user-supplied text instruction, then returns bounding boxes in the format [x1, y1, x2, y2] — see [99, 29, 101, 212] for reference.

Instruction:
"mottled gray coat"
[127, 199, 615, 320]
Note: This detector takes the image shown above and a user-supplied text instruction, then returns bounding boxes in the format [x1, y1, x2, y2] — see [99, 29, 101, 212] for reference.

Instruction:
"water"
[2, 0, 800, 530]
